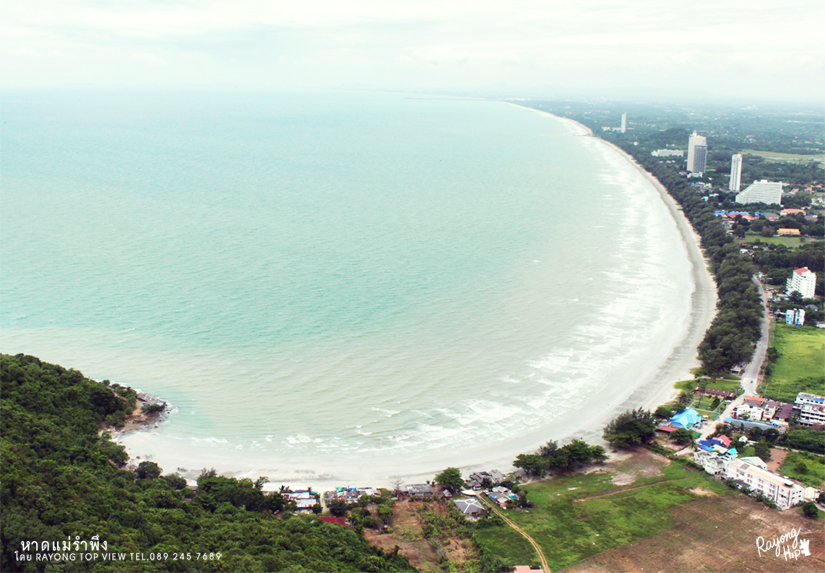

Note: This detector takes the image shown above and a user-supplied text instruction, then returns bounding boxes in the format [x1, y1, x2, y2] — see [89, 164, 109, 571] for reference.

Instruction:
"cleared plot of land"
[761, 325, 825, 402]
[475, 451, 739, 571]
[363, 499, 482, 573]
[562, 494, 824, 573]
[364, 501, 440, 572]
[743, 149, 825, 164]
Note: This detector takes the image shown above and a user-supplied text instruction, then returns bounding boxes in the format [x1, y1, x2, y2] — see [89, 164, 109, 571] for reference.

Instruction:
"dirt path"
[478, 496, 551, 573]
[575, 471, 691, 502]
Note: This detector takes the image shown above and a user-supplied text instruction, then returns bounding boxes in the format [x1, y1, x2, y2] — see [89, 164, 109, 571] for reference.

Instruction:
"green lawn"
[761, 324, 825, 402]
[742, 149, 825, 164]
[475, 462, 730, 571]
[780, 451, 825, 489]
[743, 233, 810, 248]
[675, 378, 741, 393]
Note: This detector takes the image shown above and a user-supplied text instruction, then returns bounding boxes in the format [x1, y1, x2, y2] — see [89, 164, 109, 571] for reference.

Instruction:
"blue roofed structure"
[669, 408, 702, 429]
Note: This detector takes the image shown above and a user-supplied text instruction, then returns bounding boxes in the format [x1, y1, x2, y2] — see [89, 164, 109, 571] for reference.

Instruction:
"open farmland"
[475, 449, 824, 572]
[563, 493, 824, 573]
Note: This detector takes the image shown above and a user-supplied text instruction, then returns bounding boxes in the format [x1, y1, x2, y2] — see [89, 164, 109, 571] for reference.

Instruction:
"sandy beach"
[505, 104, 717, 439]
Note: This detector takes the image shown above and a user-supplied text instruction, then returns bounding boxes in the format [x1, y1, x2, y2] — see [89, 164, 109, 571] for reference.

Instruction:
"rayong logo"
[755, 527, 811, 561]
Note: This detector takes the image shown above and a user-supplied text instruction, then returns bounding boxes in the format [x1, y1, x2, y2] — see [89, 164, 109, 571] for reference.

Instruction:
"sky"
[2, 0, 823, 102]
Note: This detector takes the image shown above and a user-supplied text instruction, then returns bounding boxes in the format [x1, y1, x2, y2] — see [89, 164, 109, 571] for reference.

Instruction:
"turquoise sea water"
[1, 91, 694, 482]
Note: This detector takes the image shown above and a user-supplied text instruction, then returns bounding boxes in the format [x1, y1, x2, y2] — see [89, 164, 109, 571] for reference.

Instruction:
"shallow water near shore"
[2, 91, 699, 484]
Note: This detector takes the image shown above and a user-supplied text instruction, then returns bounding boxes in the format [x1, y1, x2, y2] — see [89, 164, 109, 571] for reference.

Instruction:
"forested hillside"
[0, 353, 414, 573]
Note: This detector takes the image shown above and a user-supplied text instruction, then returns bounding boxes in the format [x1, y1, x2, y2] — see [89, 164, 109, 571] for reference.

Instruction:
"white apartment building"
[735, 180, 784, 205]
[694, 447, 737, 475]
[794, 393, 825, 426]
[725, 459, 805, 510]
[786, 267, 817, 299]
[621, 113, 627, 133]
[687, 131, 707, 173]
[729, 154, 743, 192]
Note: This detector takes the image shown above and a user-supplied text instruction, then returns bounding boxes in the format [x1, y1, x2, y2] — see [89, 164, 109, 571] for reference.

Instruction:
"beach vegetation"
[434, 467, 464, 492]
[654, 405, 674, 419]
[670, 428, 693, 445]
[603, 409, 657, 449]
[514, 439, 607, 477]
[0, 353, 414, 573]
[136, 460, 162, 479]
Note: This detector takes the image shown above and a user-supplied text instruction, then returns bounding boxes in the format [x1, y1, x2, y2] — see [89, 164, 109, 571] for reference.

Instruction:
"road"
[694, 276, 772, 442]
[478, 495, 551, 573]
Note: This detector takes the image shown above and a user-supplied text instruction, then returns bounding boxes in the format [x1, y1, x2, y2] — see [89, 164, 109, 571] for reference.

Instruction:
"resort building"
[651, 149, 685, 157]
[786, 267, 816, 299]
[621, 113, 627, 133]
[687, 131, 707, 174]
[735, 180, 784, 205]
[729, 154, 743, 192]
[725, 459, 804, 510]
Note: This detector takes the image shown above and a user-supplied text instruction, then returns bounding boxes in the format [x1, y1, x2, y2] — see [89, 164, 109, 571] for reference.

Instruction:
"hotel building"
[687, 131, 707, 173]
[786, 267, 816, 299]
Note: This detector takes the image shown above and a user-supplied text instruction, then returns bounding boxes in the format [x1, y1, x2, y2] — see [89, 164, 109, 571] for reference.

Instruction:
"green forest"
[0, 353, 414, 573]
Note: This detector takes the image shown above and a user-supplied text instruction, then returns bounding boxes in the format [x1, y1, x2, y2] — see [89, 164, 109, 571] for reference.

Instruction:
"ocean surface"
[1, 90, 694, 483]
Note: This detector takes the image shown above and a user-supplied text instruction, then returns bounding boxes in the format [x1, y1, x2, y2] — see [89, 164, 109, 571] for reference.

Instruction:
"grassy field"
[563, 494, 824, 573]
[675, 378, 742, 393]
[780, 450, 825, 488]
[474, 452, 734, 571]
[742, 149, 825, 164]
[475, 450, 825, 572]
[743, 232, 811, 248]
[761, 324, 825, 402]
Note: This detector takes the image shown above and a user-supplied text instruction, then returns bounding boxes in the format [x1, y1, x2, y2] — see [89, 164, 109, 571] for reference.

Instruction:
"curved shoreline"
[519, 104, 717, 412]
[113, 106, 720, 490]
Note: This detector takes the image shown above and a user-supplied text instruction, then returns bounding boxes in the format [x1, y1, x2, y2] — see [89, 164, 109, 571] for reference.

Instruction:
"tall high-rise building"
[687, 131, 707, 173]
[729, 154, 743, 192]
[620, 113, 627, 133]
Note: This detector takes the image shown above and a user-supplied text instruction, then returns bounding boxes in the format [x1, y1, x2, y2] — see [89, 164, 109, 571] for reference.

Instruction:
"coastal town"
[2, 105, 823, 573]
[241, 113, 825, 571]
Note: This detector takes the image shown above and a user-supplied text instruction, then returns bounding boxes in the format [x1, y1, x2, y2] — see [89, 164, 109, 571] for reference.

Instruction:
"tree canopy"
[603, 409, 657, 449]
[434, 467, 464, 492]
[0, 354, 414, 573]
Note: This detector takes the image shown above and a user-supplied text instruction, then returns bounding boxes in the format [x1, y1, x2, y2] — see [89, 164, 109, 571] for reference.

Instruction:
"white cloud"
[1, 0, 822, 100]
